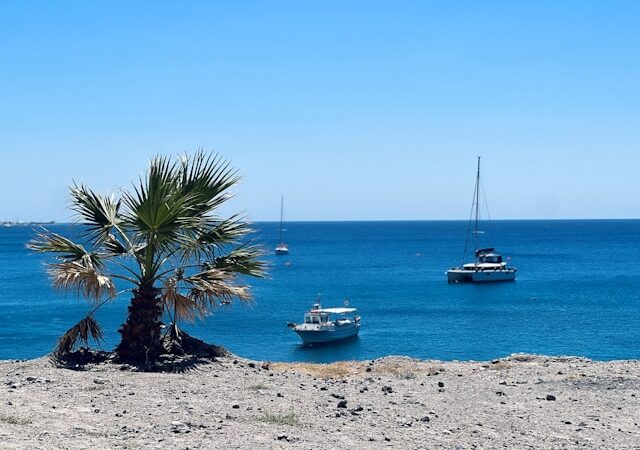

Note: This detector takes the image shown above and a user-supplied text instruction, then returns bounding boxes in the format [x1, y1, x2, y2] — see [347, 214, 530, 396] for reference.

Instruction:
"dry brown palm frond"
[54, 315, 103, 355]
[187, 276, 251, 310]
[192, 267, 232, 282]
[162, 277, 205, 322]
[48, 260, 115, 301]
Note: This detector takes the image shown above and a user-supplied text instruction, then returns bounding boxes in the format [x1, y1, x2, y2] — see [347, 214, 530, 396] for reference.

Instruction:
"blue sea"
[1, 220, 639, 363]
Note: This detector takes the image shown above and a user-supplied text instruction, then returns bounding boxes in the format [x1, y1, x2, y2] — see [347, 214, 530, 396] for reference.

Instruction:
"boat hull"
[447, 268, 516, 283]
[294, 325, 360, 345]
[275, 248, 289, 255]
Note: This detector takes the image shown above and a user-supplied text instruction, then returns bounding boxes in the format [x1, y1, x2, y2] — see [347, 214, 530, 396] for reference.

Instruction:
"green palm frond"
[49, 260, 115, 301]
[178, 150, 240, 217]
[28, 231, 100, 265]
[177, 214, 254, 261]
[148, 154, 179, 196]
[102, 233, 129, 256]
[210, 244, 266, 278]
[54, 315, 103, 355]
[70, 183, 123, 244]
[122, 162, 200, 247]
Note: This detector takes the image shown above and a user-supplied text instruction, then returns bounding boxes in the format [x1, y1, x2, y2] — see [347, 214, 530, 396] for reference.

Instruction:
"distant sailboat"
[275, 195, 289, 255]
[446, 157, 516, 283]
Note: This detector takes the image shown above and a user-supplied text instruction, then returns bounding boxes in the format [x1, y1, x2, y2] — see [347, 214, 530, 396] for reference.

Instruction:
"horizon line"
[11, 217, 640, 225]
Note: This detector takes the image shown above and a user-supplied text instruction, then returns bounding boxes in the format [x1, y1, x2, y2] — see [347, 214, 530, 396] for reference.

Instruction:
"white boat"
[446, 157, 516, 283]
[275, 195, 289, 255]
[275, 243, 289, 255]
[289, 303, 360, 345]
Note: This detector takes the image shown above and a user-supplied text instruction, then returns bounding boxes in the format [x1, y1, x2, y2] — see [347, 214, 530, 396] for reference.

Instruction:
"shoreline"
[1, 353, 639, 449]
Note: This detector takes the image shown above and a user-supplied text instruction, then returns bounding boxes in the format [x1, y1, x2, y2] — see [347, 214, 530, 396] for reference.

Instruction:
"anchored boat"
[446, 157, 516, 283]
[275, 195, 289, 255]
[289, 303, 360, 345]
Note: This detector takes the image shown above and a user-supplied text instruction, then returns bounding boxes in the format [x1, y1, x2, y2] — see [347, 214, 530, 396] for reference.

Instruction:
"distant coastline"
[0, 221, 55, 227]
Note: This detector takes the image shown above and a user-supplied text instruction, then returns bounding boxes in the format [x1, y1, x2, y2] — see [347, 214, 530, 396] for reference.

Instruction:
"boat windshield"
[479, 254, 502, 263]
[304, 314, 329, 324]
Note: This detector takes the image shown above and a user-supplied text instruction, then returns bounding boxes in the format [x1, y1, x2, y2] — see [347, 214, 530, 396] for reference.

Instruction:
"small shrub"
[258, 409, 300, 426]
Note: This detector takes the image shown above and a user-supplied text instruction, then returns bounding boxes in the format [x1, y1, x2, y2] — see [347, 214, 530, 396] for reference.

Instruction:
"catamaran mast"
[474, 156, 480, 252]
[279, 195, 284, 243]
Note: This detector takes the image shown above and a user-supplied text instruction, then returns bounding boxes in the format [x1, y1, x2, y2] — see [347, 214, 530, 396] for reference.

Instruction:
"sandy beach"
[0, 354, 638, 449]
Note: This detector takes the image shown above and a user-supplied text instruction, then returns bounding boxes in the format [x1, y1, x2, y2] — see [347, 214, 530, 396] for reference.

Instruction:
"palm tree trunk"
[115, 286, 163, 362]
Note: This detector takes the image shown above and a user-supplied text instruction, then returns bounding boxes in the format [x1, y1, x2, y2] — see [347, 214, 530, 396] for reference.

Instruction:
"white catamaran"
[275, 195, 289, 255]
[446, 157, 516, 283]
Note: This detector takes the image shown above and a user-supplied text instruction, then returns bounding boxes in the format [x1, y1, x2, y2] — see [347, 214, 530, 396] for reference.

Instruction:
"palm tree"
[29, 150, 265, 363]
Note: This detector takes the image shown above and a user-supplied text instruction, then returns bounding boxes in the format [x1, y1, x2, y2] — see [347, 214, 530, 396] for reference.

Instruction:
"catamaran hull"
[447, 269, 516, 283]
[295, 326, 360, 345]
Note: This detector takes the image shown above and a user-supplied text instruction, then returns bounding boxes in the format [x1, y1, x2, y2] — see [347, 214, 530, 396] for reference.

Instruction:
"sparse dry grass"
[82, 384, 107, 391]
[271, 361, 367, 379]
[271, 358, 440, 380]
[257, 409, 300, 426]
[82, 429, 116, 438]
[0, 414, 31, 425]
[563, 374, 587, 382]
[370, 360, 443, 380]
[377, 362, 419, 379]
[487, 361, 513, 371]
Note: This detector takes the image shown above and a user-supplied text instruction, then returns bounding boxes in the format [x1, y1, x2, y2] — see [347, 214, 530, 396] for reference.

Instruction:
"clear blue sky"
[1, 1, 638, 221]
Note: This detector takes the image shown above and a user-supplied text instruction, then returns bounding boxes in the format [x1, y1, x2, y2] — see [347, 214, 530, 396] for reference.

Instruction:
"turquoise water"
[1, 221, 639, 363]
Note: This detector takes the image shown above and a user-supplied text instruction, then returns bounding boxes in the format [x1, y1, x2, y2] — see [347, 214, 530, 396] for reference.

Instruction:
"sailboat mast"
[279, 195, 284, 243]
[474, 156, 481, 252]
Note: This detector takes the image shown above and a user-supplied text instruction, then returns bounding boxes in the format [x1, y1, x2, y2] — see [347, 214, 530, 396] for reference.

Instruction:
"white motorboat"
[446, 157, 516, 283]
[289, 303, 360, 345]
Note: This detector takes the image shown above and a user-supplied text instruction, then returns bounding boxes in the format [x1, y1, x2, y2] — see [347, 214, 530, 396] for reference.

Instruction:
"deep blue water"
[1, 220, 639, 363]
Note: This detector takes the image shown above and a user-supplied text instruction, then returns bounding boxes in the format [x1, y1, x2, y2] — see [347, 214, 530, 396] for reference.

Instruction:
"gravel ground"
[0, 354, 639, 449]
